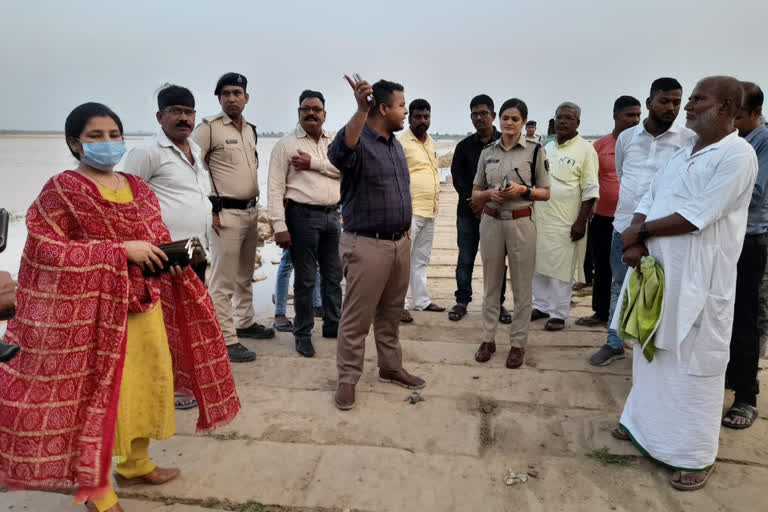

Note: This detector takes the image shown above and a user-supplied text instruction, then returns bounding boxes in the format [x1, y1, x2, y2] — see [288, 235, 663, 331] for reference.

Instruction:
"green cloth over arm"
[618, 256, 665, 362]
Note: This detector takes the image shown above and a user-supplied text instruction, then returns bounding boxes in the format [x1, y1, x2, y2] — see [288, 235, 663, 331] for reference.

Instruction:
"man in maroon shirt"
[576, 96, 641, 326]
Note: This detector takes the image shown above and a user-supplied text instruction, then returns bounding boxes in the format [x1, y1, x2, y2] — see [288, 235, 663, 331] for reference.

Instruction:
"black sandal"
[545, 318, 565, 331]
[499, 306, 512, 324]
[722, 402, 758, 429]
[448, 304, 467, 321]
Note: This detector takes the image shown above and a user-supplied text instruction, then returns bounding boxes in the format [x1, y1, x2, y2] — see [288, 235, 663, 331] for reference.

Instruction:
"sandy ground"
[4, 184, 767, 512]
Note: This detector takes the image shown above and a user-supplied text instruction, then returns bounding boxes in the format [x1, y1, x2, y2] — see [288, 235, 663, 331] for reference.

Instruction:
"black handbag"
[143, 237, 206, 276]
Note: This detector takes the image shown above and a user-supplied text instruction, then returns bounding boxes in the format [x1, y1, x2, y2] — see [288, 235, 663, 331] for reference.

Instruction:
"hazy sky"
[1, 0, 765, 135]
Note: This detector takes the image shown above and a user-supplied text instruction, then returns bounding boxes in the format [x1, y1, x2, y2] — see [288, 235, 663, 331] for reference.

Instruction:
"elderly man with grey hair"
[531, 102, 600, 331]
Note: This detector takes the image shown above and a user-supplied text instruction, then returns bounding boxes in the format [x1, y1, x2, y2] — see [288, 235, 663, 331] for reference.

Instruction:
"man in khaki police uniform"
[193, 72, 275, 363]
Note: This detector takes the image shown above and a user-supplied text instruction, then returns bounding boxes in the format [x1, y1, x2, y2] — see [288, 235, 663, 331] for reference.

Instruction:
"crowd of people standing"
[0, 71, 766, 509]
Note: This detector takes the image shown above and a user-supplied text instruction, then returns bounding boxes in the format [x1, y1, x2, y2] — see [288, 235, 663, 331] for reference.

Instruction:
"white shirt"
[267, 126, 339, 233]
[612, 122, 696, 233]
[119, 130, 212, 247]
[614, 131, 757, 375]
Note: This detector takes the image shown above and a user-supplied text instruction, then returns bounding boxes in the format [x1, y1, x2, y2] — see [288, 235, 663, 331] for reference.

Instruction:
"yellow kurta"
[97, 183, 175, 457]
[535, 135, 600, 283]
[398, 129, 440, 218]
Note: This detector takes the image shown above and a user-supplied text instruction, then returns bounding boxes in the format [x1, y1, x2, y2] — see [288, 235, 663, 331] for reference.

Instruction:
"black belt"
[347, 230, 406, 241]
[744, 233, 768, 247]
[285, 199, 339, 213]
[220, 197, 258, 210]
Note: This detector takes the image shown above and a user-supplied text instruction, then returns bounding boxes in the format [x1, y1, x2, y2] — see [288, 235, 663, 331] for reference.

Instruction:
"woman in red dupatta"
[0, 103, 240, 511]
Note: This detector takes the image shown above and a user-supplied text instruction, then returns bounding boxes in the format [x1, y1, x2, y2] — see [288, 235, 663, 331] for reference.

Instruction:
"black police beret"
[214, 73, 247, 96]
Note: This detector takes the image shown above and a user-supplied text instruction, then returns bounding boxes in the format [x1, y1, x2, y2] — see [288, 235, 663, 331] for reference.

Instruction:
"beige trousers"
[337, 232, 410, 384]
[479, 214, 537, 348]
[208, 208, 260, 345]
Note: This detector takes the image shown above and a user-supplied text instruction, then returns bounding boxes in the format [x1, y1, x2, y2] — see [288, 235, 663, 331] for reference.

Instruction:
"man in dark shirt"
[328, 76, 426, 410]
[449, 95, 509, 322]
[723, 81, 768, 429]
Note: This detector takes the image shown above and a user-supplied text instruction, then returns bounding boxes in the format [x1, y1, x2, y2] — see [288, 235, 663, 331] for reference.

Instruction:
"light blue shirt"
[745, 124, 768, 234]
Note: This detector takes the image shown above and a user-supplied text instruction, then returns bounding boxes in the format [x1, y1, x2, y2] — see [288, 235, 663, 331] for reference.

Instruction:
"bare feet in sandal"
[722, 402, 758, 429]
[449, 303, 467, 321]
[670, 466, 714, 491]
[545, 318, 565, 331]
[174, 392, 197, 410]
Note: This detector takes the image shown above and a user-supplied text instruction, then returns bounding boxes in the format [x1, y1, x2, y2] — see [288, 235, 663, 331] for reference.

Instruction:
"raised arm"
[342, 75, 373, 149]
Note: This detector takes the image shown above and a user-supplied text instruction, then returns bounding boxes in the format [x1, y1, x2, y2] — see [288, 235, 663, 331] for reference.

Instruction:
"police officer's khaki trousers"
[479, 214, 536, 348]
[337, 232, 410, 385]
[208, 208, 260, 346]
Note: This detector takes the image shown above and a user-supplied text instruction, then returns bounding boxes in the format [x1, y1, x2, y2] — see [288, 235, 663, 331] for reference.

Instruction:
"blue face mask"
[79, 141, 126, 171]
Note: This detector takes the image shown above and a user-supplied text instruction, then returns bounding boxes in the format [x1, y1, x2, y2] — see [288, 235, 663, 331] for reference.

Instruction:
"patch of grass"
[208, 431, 250, 441]
[243, 501, 268, 512]
[199, 497, 224, 508]
[587, 447, 633, 466]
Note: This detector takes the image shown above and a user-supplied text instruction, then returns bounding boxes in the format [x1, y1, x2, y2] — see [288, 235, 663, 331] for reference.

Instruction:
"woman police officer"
[470, 98, 550, 368]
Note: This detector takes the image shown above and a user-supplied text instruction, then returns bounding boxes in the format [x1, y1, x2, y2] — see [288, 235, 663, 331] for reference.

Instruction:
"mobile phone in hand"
[500, 176, 510, 189]
[352, 73, 375, 105]
[0, 209, 9, 254]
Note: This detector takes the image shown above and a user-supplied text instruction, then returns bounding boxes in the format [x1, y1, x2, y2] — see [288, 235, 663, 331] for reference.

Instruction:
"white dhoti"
[532, 272, 572, 320]
[612, 131, 759, 472]
[619, 342, 724, 471]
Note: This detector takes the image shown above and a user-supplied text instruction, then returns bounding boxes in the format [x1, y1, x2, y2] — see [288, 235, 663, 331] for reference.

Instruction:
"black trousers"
[286, 202, 343, 341]
[455, 215, 506, 305]
[588, 214, 614, 320]
[726, 236, 768, 406]
[583, 225, 594, 285]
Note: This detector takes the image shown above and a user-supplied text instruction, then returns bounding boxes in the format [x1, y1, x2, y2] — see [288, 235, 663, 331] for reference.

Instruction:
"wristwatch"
[522, 186, 532, 199]
[638, 222, 650, 241]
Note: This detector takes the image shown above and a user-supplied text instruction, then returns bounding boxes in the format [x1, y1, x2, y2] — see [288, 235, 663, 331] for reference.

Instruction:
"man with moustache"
[193, 72, 275, 364]
[448, 95, 510, 323]
[328, 77, 425, 410]
[399, 98, 444, 322]
[267, 90, 342, 358]
[122, 84, 210, 284]
[589, 78, 696, 366]
[612, 76, 757, 491]
[532, 102, 600, 331]
[576, 96, 641, 329]
[722, 81, 768, 429]
[122, 84, 212, 408]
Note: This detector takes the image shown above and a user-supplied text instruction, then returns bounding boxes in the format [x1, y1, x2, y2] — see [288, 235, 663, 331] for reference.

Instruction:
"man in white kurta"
[614, 76, 758, 489]
[533, 103, 599, 330]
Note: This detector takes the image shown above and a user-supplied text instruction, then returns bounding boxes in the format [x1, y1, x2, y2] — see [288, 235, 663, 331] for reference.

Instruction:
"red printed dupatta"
[0, 171, 240, 493]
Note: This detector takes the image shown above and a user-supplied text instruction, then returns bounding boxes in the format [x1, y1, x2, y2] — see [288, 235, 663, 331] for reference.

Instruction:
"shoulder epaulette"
[202, 113, 224, 125]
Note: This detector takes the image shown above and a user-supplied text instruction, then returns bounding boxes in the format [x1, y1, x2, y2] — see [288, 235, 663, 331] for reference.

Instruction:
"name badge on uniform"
[225, 139, 238, 144]
[486, 158, 500, 164]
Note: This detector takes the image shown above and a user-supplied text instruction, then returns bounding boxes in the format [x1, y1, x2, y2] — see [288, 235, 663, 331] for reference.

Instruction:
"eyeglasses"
[299, 106, 324, 114]
[471, 111, 492, 118]
[555, 115, 578, 122]
[163, 107, 196, 116]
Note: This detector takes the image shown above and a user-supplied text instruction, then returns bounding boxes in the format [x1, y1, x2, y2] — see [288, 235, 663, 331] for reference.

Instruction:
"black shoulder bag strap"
[530, 142, 541, 188]
[203, 120, 222, 200]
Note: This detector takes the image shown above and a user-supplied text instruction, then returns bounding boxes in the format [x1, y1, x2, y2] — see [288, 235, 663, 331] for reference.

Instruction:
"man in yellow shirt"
[399, 99, 445, 321]
[532, 102, 600, 331]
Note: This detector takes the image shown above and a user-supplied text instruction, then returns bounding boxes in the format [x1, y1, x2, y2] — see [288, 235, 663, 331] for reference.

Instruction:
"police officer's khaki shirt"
[474, 134, 550, 209]
[192, 112, 260, 200]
